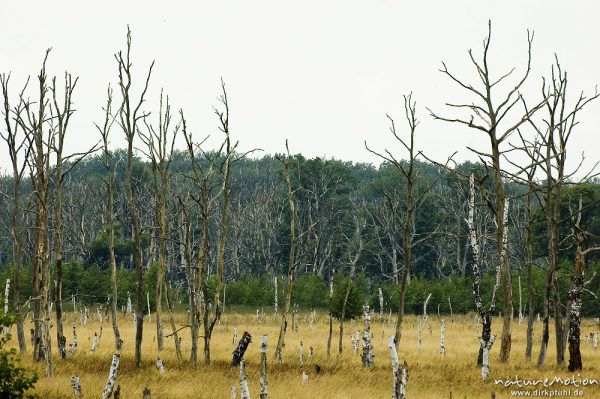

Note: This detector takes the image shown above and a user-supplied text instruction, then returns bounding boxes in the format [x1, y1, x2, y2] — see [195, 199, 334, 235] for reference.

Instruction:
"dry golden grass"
[7, 311, 600, 398]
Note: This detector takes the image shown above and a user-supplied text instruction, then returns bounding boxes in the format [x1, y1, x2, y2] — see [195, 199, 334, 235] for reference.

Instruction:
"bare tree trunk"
[1, 73, 28, 353]
[260, 336, 268, 399]
[51, 72, 78, 362]
[115, 28, 154, 368]
[361, 304, 374, 367]
[275, 141, 297, 361]
[101, 354, 121, 399]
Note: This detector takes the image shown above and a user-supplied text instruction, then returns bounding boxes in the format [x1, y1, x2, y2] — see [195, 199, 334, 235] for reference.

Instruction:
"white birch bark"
[479, 335, 496, 381]
[378, 288, 384, 319]
[448, 297, 453, 320]
[156, 357, 165, 374]
[308, 346, 313, 360]
[147, 292, 151, 322]
[518, 276, 523, 325]
[353, 330, 360, 355]
[361, 304, 374, 367]
[423, 293, 432, 324]
[399, 361, 409, 399]
[69, 321, 78, 357]
[3, 279, 9, 314]
[126, 292, 132, 314]
[231, 387, 237, 399]
[274, 276, 278, 316]
[440, 319, 445, 357]
[302, 371, 308, 384]
[3, 279, 9, 337]
[239, 359, 251, 399]
[299, 340, 304, 365]
[70, 375, 82, 399]
[594, 333, 598, 350]
[260, 335, 268, 399]
[101, 353, 121, 399]
[91, 332, 98, 352]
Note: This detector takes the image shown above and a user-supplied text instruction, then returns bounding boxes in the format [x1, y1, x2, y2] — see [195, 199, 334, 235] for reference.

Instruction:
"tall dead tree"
[140, 91, 181, 357]
[181, 79, 241, 365]
[338, 210, 364, 354]
[1, 72, 30, 353]
[50, 71, 78, 360]
[429, 21, 545, 362]
[181, 116, 215, 368]
[505, 130, 543, 362]
[96, 86, 122, 350]
[274, 141, 299, 361]
[115, 28, 154, 368]
[17, 50, 54, 376]
[204, 79, 238, 363]
[525, 59, 600, 367]
[366, 94, 436, 349]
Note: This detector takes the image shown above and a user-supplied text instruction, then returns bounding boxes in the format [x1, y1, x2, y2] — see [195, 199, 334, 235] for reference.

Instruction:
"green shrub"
[331, 277, 365, 320]
[0, 299, 38, 398]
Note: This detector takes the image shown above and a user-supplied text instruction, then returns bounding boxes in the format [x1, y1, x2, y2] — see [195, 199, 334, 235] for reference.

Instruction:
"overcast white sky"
[1, 0, 599, 174]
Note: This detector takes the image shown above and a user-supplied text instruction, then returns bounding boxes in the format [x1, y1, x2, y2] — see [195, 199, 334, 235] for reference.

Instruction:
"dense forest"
[2, 152, 600, 316]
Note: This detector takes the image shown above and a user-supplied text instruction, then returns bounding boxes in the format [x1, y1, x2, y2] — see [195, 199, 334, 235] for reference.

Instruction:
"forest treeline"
[2, 153, 600, 314]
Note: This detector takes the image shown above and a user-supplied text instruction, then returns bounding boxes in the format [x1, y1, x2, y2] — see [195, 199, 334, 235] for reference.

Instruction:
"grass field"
[7, 311, 600, 398]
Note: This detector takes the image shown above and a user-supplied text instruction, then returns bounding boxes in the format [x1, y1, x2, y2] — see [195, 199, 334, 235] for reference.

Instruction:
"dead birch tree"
[338, 209, 364, 354]
[366, 93, 437, 349]
[140, 91, 181, 357]
[50, 70, 79, 361]
[467, 174, 505, 378]
[97, 86, 123, 350]
[429, 21, 545, 362]
[524, 59, 600, 367]
[0, 72, 30, 353]
[114, 27, 154, 368]
[274, 141, 300, 361]
[18, 50, 54, 376]
[180, 116, 216, 368]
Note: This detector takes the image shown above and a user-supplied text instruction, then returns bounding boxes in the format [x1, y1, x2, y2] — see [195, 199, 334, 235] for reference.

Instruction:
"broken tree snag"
[156, 357, 165, 374]
[101, 353, 121, 399]
[302, 371, 309, 384]
[260, 335, 268, 399]
[142, 387, 151, 399]
[423, 293, 432, 324]
[440, 319, 445, 357]
[299, 340, 304, 365]
[113, 385, 121, 399]
[388, 336, 409, 399]
[239, 360, 251, 399]
[378, 288, 384, 319]
[232, 331, 252, 366]
[2, 279, 9, 338]
[69, 322, 78, 357]
[274, 276, 278, 316]
[479, 335, 496, 382]
[91, 331, 99, 352]
[361, 304, 374, 367]
[70, 375, 82, 399]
